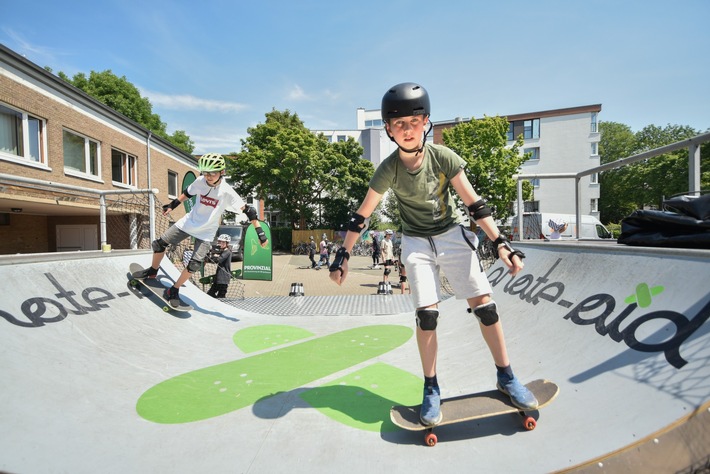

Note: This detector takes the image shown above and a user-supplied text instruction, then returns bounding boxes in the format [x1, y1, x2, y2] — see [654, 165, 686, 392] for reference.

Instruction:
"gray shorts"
[161, 225, 212, 263]
[401, 225, 492, 309]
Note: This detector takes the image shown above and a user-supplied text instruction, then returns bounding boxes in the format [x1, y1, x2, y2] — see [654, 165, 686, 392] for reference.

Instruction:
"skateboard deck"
[129, 263, 193, 312]
[390, 379, 559, 446]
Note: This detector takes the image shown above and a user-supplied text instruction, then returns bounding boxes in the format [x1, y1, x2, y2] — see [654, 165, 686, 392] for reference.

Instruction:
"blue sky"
[2, 0, 708, 154]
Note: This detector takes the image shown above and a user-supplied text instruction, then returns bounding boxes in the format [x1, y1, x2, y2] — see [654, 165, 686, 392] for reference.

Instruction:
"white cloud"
[287, 84, 310, 101]
[3, 28, 63, 64]
[140, 88, 248, 112]
[286, 85, 342, 103]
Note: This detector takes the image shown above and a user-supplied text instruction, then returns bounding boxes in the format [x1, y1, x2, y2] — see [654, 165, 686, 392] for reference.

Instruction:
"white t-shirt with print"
[175, 176, 245, 241]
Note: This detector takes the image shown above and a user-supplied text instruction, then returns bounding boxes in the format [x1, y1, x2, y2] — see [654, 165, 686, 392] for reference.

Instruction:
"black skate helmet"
[381, 82, 432, 154]
[381, 82, 430, 121]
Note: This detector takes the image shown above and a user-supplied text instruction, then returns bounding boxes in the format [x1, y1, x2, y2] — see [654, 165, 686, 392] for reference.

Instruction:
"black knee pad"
[416, 309, 439, 331]
[152, 238, 169, 253]
[471, 301, 499, 326]
[383, 268, 391, 276]
[186, 258, 202, 273]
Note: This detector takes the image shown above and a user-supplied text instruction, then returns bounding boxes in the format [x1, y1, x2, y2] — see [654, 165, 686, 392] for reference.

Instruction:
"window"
[337, 135, 347, 142]
[524, 147, 540, 161]
[591, 198, 598, 212]
[524, 119, 540, 139]
[591, 142, 598, 156]
[507, 119, 540, 141]
[591, 112, 598, 133]
[365, 119, 383, 128]
[590, 173, 599, 184]
[524, 200, 539, 212]
[168, 171, 178, 197]
[111, 148, 137, 186]
[63, 129, 99, 177]
[529, 178, 540, 188]
[0, 103, 47, 165]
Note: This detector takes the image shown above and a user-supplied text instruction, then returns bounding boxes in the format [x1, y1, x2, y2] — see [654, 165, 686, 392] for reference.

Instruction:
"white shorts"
[401, 225, 492, 309]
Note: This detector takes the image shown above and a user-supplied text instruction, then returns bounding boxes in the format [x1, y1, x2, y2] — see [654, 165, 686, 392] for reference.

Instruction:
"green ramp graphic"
[137, 324, 413, 424]
[299, 362, 422, 432]
[233, 324, 315, 353]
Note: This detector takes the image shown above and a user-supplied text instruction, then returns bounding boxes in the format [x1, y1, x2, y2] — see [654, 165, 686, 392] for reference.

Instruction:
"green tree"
[380, 190, 401, 230]
[320, 138, 373, 229]
[633, 124, 699, 206]
[598, 121, 638, 223]
[229, 109, 372, 229]
[442, 115, 529, 223]
[58, 69, 194, 153]
[598, 121, 705, 223]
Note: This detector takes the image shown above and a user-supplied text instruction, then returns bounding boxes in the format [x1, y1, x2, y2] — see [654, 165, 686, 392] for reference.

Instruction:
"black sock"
[424, 375, 438, 388]
[496, 365, 513, 378]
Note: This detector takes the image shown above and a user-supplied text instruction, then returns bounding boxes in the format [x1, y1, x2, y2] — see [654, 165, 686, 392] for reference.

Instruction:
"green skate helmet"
[198, 153, 226, 173]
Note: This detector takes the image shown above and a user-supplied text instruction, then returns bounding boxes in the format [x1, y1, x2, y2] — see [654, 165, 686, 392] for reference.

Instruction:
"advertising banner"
[242, 221, 273, 281]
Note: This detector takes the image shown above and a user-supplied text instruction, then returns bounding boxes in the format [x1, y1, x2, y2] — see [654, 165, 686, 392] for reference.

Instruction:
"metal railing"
[0, 173, 159, 247]
[512, 131, 710, 239]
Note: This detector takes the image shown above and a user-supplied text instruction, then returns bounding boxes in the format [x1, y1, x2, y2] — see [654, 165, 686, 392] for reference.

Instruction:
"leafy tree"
[380, 190, 401, 230]
[229, 109, 372, 229]
[168, 130, 195, 155]
[598, 121, 638, 223]
[320, 138, 373, 229]
[632, 124, 699, 206]
[442, 115, 529, 223]
[57, 69, 194, 153]
[599, 121, 706, 223]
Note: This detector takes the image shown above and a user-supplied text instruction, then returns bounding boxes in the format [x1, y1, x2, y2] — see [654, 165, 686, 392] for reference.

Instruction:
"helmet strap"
[206, 171, 224, 187]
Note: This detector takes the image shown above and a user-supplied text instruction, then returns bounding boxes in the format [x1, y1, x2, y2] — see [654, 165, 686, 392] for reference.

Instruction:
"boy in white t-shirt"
[131, 153, 267, 307]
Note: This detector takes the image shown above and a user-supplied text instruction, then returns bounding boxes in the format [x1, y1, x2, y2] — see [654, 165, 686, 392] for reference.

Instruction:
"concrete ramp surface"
[1, 244, 709, 473]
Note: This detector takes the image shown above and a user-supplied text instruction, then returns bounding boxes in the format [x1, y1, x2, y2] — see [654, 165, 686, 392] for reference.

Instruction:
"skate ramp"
[0, 245, 709, 473]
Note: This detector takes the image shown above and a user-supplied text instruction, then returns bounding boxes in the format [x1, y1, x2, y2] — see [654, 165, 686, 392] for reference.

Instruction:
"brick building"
[0, 44, 199, 255]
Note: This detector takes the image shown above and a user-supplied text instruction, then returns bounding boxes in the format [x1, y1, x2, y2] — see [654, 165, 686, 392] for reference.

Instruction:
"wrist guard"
[329, 247, 350, 273]
[255, 226, 267, 244]
[468, 199, 492, 221]
[347, 212, 367, 233]
[163, 198, 181, 212]
[493, 236, 525, 260]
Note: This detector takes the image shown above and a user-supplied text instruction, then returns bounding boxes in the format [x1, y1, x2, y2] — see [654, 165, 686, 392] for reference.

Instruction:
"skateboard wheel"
[523, 415, 536, 430]
[130, 280, 138, 287]
[162, 306, 170, 313]
[425, 432, 437, 446]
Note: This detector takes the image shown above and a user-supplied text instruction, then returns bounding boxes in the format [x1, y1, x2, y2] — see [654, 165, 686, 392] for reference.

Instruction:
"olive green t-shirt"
[369, 143, 465, 237]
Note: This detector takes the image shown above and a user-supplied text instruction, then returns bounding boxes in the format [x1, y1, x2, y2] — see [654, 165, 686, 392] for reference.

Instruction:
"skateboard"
[390, 379, 559, 446]
[129, 263, 193, 313]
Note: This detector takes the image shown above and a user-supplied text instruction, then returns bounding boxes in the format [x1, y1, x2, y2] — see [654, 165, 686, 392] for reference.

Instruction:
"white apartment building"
[315, 108, 398, 168]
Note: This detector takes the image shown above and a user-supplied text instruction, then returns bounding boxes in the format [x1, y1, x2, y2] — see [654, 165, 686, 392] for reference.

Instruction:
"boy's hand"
[329, 259, 349, 285]
[329, 247, 350, 286]
[162, 198, 181, 215]
[499, 247, 524, 276]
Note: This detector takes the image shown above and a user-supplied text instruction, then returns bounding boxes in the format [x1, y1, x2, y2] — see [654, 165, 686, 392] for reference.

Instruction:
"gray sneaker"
[497, 373, 538, 410]
[419, 385, 442, 426]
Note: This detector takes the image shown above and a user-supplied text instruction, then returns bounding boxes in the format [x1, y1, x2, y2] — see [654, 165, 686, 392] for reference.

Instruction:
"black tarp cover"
[618, 193, 710, 249]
